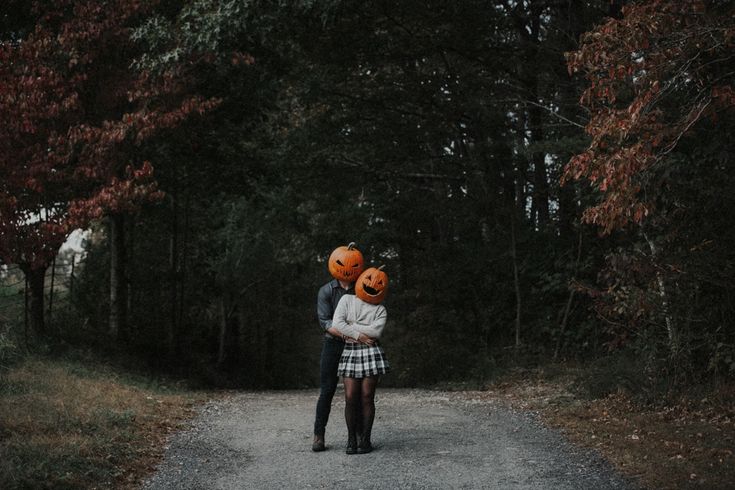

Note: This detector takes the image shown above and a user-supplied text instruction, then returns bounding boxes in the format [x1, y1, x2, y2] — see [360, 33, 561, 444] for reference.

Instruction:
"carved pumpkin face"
[356, 266, 388, 305]
[328, 242, 364, 281]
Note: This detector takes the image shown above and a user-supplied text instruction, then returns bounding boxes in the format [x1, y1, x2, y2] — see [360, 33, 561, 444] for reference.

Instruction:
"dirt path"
[143, 388, 632, 489]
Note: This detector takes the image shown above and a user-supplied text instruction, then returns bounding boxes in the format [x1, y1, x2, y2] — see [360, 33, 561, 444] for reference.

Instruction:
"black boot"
[312, 434, 325, 452]
[357, 434, 373, 454]
[346, 433, 358, 455]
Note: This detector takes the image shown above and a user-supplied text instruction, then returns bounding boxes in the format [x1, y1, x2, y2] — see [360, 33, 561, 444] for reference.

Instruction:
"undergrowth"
[0, 354, 206, 489]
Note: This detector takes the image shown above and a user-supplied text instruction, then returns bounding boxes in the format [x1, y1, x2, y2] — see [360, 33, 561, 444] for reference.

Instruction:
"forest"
[1, 0, 734, 394]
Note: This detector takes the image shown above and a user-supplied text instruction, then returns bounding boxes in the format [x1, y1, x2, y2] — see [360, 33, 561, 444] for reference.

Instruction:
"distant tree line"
[1, 0, 733, 388]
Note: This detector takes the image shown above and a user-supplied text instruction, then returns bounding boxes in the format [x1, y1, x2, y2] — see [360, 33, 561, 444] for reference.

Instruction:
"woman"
[333, 266, 390, 454]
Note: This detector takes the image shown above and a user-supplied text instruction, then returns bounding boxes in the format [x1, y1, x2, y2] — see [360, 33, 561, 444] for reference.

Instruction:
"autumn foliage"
[0, 0, 218, 270]
[564, 0, 735, 233]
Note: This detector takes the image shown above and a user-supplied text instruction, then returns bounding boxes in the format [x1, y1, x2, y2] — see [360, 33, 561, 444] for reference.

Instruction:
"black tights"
[344, 376, 378, 443]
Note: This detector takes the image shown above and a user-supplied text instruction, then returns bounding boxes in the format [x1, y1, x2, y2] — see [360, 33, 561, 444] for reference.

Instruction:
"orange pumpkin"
[328, 242, 365, 281]
[355, 265, 388, 304]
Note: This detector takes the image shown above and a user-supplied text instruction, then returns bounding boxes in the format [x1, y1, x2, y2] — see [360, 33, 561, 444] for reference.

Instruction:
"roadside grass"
[472, 367, 735, 490]
[0, 356, 207, 489]
[543, 389, 735, 490]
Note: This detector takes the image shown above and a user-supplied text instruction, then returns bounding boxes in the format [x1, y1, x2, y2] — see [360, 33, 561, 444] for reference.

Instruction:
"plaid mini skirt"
[337, 342, 390, 378]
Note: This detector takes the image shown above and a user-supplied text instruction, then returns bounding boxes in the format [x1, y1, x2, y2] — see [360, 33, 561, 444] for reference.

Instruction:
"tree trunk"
[555, 0, 586, 240]
[109, 213, 127, 340]
[22, 265, 47, 339]
[48, 256, 56, 318]
[168, 169, 180, 360]
[178, 174, 190, 335]
[515, 171, 527, 217]
[644, 232, 679, 358]
[554, 230, 583, 361]
[528, 102, 549, 227]
[510, 209, 522, 349]
[24, 274, 29, 348]
[69, 255, 76, 297]
[526, 3, 549, 227]
[127, 216, 134, 328]
[217, 295, 228, 367]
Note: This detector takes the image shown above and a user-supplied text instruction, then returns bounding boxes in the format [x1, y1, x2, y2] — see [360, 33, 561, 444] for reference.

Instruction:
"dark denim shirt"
[317, 279, 354, 339]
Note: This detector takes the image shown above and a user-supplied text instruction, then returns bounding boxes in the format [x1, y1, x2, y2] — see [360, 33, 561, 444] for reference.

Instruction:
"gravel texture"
[142, 388, 632, 489]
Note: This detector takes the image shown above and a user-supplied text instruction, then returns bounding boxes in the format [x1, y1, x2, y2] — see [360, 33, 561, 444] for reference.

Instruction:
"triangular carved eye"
[365, 275, 372, 281]
[352, 263, 360, 267]
[336, 260, 344, 266]
[377, 280, 384, 285]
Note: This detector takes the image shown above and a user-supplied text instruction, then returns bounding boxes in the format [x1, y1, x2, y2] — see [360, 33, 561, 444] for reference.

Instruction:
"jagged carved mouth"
[362, 285, 380, 296]
[336, 260, 361, 277]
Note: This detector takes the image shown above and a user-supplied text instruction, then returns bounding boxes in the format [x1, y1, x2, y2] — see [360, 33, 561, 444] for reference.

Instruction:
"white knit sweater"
[332, 294, 387, 340]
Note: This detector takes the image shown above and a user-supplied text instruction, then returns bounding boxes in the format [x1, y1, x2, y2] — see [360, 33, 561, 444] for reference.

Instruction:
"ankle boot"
[312, 434, 325, 452]
[346, 433, 358, 455]
[357, 435, 373, 454]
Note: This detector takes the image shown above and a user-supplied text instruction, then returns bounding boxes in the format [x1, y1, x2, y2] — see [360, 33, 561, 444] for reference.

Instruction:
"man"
[312, 242, 367, 452]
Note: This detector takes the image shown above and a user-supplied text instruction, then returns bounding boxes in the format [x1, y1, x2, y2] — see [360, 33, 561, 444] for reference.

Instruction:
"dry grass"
[0, 357, 207, 489]
[464, 369, 735, 489]
[543, 392, 735, 489]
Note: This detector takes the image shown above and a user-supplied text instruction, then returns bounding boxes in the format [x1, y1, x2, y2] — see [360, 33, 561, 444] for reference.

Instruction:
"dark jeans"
[313, 336, 344, 436]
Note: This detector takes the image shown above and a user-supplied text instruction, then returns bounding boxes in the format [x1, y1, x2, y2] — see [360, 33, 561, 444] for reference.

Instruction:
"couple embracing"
[312, 242, 390, 455]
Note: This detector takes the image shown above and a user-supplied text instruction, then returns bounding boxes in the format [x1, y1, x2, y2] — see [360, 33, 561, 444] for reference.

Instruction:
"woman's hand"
[358, 333, 375, 345]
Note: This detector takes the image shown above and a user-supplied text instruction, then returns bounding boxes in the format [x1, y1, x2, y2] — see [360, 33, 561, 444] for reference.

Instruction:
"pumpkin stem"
[377, 265, 386, 271]
[347, 242, 356, 250]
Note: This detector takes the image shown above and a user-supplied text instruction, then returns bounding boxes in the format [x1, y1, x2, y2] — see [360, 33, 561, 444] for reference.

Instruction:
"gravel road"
[142, 388, 632, 489]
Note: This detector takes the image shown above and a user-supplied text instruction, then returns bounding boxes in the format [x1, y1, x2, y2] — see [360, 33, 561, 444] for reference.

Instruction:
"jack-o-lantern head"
[356, 265, 388, 305]
[328, 242, 365, 282]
